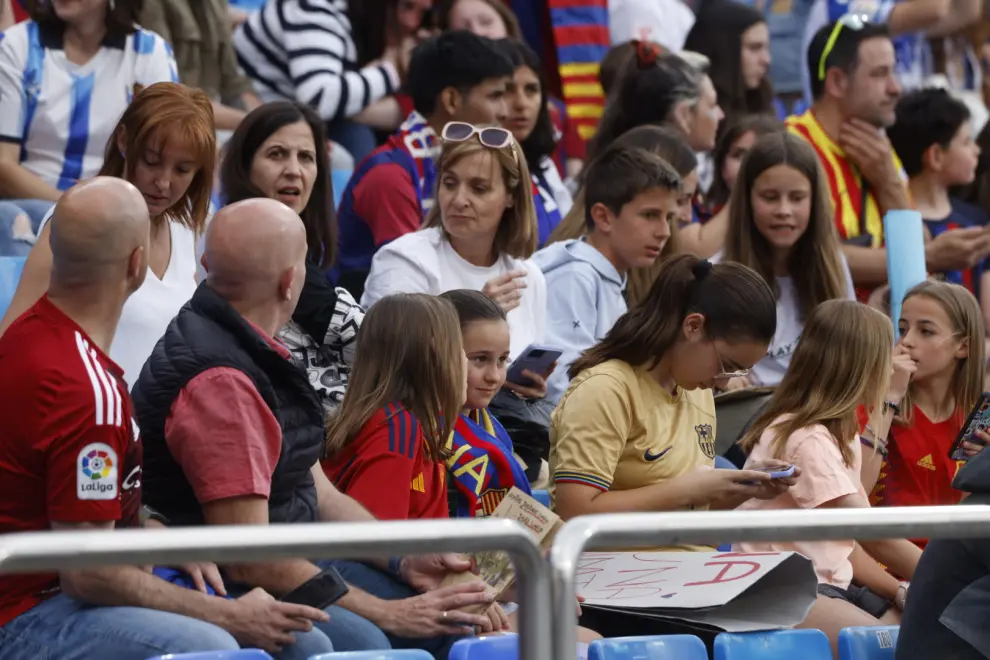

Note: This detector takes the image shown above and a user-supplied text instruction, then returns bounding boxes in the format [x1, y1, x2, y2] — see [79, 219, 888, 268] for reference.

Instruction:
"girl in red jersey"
[323, 293, 465, 523]
[867, 281, 987, 544]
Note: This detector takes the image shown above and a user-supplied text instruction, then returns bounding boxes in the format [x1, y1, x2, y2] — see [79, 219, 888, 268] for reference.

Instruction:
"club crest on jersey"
[77, 442, 119, 500]
[695, 424, 715, 459]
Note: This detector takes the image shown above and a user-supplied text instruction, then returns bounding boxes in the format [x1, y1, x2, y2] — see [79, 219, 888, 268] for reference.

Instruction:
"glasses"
[817, 13, 869, 82]
[712, 342, 749, 380]
[441, 122, 514, 149]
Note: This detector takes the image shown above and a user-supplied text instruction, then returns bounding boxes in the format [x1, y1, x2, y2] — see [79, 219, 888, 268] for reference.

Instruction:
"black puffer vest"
[133, 283, 323, 526]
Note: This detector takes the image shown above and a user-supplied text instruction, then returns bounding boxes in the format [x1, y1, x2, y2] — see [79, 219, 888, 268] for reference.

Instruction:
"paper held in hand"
[578, 550, 818, 632]
[439, 487, 561, 612]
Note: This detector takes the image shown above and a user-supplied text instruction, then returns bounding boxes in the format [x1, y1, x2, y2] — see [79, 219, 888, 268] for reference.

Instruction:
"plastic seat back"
[714, 629, 832, 659]
[309, 651, 434, 659]
[332, 170, 353, 209]
[146, 650, 273, 660]
[589, 634, 708, 659]
[449, 634, 518, 660]
[838, 626, 899, 660]
[0, 257, 26, 319]
[532, 490, 551, 507]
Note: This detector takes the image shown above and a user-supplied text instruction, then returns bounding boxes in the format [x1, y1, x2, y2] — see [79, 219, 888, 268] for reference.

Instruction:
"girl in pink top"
[734, 299, 922, 655]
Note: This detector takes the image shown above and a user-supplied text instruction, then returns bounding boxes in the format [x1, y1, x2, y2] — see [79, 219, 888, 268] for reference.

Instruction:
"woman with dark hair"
[221, 101, 363, 415]
[0, 82, 215, 388]
[684, 1, 774, 127]
[499, 39, 572, 245]
[0, 0, 176, 224]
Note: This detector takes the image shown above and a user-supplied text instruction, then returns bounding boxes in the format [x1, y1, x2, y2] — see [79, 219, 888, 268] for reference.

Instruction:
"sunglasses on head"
[441, 122, 515, 149]
[817, 12, 870, 82]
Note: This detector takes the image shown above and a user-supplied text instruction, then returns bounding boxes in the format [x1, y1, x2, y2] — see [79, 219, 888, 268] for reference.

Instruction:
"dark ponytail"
[569, 254, 776, 378]
[440, 289, 507, 329]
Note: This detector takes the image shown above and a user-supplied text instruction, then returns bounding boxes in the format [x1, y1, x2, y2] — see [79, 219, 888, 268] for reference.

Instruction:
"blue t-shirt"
[925, 199, 990, 297]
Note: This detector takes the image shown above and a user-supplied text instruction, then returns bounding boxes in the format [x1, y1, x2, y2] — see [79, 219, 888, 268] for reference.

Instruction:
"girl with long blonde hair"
[736, 300, 922, 652]
[867, 281, 987, 530]
[719, 132, 854, 388]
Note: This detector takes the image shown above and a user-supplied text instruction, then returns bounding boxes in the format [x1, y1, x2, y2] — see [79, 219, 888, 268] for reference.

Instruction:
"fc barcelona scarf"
[547, 0, 610, 142]
[446, 409, 532, 518]
[386, 111, 441, 214]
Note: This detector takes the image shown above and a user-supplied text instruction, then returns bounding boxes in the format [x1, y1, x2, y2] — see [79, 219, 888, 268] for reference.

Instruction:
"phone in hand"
[506, 344, 563, 387]
[279, 566, 349, 610]
[949, 392, 990, 461]
[741, 464, 796, 485]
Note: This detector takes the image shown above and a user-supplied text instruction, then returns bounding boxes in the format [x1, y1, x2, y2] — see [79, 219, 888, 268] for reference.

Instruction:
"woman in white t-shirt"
[718, 131, 854, 388]
[0, 83, 215, 389]
[362, 121, 546, 365]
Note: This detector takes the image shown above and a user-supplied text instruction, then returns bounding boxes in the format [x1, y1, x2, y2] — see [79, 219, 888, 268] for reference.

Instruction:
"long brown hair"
[100, 82, 215, 233]
[425, 135, 537, 259]
[740, 300, 893, 467]
[722, 132, 848, 318]
[897, 281, 986, 427]
[325, 294, 465, 461]
[570, 254, 776, 378]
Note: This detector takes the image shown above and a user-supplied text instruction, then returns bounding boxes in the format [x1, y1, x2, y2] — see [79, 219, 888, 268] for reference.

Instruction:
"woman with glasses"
[550, 254, 796, 532]
[361, 122, 546, 369]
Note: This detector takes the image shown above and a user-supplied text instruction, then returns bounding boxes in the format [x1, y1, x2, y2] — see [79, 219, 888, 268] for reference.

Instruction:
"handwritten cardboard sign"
[578, 551, 817, 631]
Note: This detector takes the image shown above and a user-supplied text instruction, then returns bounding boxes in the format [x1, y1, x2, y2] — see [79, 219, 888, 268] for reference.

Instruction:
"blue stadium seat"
[332, 170, 353, 209]
[838, 626, 899, 660]
[449, 634, 518, 659]
[589, 634, 707, 659]
[532, 490, 551, 507]
[309, 651, 433, 659]
[772, 98, 788, 121]
[714, 629, 832, 659]
[146, 650, 272, 660]
[0, 257, 26, 318]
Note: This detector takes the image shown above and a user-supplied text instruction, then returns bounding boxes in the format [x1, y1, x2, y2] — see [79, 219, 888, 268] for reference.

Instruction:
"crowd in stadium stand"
[4, 0, 990, 658]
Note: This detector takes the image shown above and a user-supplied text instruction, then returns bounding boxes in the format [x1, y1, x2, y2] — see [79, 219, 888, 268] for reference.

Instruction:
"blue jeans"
[0, 592, 334, 660]
[322, 559, 462, 660]
[0, 199, 52, 258]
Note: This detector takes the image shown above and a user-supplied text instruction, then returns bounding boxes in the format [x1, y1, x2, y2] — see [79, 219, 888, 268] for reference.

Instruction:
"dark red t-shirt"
[0, 296, 141, 626]
[323, 404, 448, 521]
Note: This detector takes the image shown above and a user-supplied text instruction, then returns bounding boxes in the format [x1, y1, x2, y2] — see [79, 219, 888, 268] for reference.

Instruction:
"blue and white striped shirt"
[0, 21, 177, 191]
[233, 0, 399, 122]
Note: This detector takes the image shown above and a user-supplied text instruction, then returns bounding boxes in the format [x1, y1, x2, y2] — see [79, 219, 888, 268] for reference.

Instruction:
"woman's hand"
[482, 270, 528, 313]
[377, 582, 494, 638]
[888, 343, 917, 405]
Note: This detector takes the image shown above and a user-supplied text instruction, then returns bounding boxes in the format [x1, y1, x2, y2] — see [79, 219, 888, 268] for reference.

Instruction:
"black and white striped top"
[233, 0, 399, 122]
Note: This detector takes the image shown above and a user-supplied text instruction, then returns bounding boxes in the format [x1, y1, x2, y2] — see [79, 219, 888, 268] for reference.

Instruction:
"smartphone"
[949, 392, 990, 461]
[506, 345, 563, 387]
[749, 464, 796, 480]
[279, 566, 350, 610]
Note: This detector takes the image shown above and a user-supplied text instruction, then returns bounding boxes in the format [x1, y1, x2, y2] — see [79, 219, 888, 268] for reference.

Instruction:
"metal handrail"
[0, 518, 553, 660]
[550, 505, 990, 660]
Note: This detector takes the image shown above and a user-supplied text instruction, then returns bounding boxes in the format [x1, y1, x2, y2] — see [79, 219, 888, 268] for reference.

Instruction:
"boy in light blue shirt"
[533, 144, 682, 403]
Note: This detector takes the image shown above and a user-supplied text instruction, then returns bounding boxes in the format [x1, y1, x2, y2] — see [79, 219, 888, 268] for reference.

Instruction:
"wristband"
[883, 400, 901, 416]
[860, 433, 889, 458]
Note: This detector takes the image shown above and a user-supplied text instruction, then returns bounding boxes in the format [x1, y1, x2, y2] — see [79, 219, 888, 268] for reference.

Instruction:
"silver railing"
[0, 518, 553, 660]
[550, 505, 990, 660]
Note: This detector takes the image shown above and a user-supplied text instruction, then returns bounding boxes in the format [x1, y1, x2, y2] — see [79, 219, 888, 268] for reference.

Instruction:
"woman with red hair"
[0, 82, 216, 388]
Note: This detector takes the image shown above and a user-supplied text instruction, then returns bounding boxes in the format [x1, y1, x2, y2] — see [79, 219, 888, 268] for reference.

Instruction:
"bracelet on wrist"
[860, 433, 889, 457]
[883, 400, 901, 416]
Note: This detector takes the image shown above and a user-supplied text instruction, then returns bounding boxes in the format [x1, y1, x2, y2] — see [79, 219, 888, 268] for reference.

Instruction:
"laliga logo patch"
[77, 443, 119, 500]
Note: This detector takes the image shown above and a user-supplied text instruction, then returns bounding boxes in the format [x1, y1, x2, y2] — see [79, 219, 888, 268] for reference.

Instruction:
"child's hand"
[888, 344, 916, 405]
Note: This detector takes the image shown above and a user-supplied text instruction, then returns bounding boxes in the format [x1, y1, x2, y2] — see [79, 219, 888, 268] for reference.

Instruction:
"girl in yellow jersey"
[550, 254, 800, 538]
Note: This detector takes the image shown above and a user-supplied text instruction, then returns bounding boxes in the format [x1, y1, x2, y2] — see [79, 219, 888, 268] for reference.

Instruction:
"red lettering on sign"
[712, 552, 781, 558]
[604, 567, 677, 589]
[683, 561, 761, 586]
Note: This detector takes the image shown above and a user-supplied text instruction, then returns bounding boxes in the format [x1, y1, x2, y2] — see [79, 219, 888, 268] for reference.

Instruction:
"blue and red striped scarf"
[446, 409, 532, 518]
[386, 111, 441, 214]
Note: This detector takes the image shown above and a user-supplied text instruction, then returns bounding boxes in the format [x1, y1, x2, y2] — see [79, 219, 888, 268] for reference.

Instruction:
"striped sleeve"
[281, 1, 398, 121]
[551, 374, 632, 492]
[0, 23, 29, 143]
[131, 29, 179, 86]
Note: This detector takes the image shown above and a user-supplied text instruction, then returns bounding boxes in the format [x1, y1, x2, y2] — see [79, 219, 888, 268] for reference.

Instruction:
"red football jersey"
[0, 296, 141, 626]
[323, 403, 448, 521]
